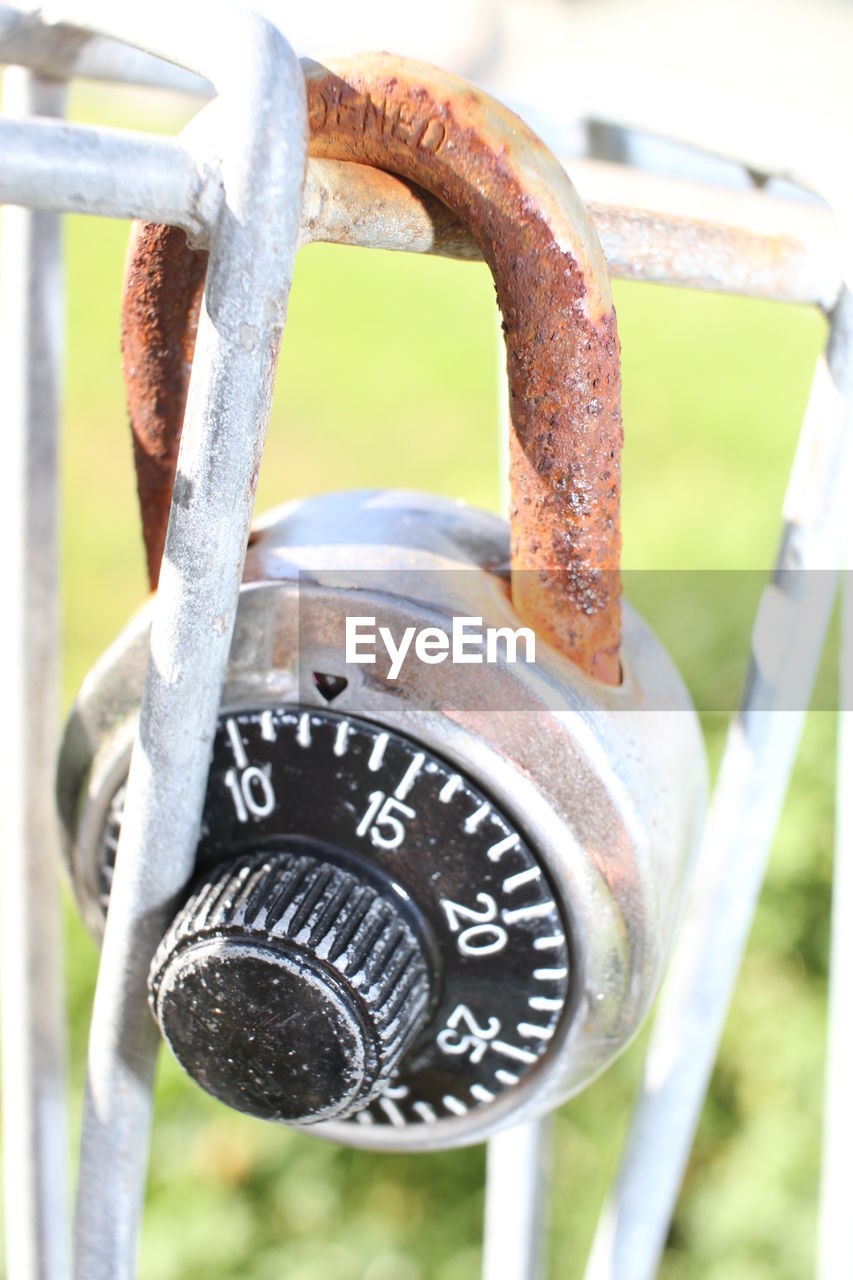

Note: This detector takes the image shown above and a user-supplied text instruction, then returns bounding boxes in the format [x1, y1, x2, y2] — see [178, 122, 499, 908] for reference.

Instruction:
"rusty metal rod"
[124, 54, 623, 682]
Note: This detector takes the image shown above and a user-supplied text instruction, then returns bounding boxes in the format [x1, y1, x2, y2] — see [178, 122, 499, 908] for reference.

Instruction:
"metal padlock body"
[59, 488, 706, 1151]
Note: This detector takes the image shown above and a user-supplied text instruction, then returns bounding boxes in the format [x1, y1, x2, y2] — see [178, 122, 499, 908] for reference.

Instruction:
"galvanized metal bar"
[817, 504, 853, 1277]
[300, 156, 843, 308]
[0, 118, 465, 255]
[569, 158, 841, 310]
[0, 6, 846, 305]
[483, 1119, 551, 1280]
[0, 95, 840, 307]
[65, 9, 308, 1280]
[0, 4, 211, 93]
[0, 66, 70, 1280]
[299, 156, 480, 260]
[584, 285, 853, 1280]
[0, 114, 216, 233]
[482, 315, 548, 1280]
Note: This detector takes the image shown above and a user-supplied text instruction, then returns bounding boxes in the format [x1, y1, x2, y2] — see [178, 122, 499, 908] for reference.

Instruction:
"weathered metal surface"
[121, 222, 207, 589]
[305, 156, 842, 309]
[0, 111, 838, 309]
[0, 113, 219, 238]
[63, 7, 310, 1280]
[572, 157, 840, 309]
[300, 156, 480, 259]
[122, 55, 623, 683]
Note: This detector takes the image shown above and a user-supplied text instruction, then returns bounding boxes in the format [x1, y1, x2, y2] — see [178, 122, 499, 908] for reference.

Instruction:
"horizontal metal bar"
[0, 109, 841, 307]
[299, 155, 480, 259]
[1, 4, 847, 302]
[0, 114, 216, 235]
[315, 154, 841, 306]
[571, 158, 841, 309]
[0, 4, 211, 92]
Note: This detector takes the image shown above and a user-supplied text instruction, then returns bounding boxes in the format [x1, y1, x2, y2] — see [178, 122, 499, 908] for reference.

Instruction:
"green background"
[12, 83, 842, 1278]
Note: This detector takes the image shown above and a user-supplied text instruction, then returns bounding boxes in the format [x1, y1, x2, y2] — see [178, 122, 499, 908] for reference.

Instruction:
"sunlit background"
[3, 0, 849, 1275]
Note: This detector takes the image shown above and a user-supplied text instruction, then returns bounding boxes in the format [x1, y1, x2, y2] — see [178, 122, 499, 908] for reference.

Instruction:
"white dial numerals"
[440, 892, 508, 956]
[222, 715, 276, 823]
[437, 1004, 501, 1064]
[356, 790, 416, 850]
[223, 766, 275, 823]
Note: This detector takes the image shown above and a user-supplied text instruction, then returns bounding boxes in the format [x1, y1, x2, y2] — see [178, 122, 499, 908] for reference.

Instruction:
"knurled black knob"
[148, 850, 432, 1123]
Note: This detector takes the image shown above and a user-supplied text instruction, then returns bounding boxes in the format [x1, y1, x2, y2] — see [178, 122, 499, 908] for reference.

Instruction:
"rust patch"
[121, 221, 207, 588]
[121, 58, 622, 683]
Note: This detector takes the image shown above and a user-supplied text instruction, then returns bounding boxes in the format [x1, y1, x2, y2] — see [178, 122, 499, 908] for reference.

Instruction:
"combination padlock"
[58, 57, 707, 1150]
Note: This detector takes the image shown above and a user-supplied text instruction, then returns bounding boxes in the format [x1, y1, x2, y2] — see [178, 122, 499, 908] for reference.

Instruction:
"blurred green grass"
[29, 84, 838, 1280]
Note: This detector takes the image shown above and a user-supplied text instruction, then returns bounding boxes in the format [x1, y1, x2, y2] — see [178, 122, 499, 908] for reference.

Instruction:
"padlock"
[58, 57, 706, 1150]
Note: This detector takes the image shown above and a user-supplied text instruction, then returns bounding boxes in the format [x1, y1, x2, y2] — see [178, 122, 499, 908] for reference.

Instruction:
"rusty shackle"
[121, 55, 622, 683]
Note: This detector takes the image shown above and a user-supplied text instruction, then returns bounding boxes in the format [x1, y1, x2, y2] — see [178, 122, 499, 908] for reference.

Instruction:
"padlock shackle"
[121, 55, 622, 682]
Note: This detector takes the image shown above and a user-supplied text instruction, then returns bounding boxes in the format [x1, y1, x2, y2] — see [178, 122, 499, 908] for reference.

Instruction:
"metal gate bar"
[0, 113, 213, 233]
[39, 9, 309, 1280]
[0, 104, 842, 307]
[0, 64, 69, 1280]
[817, 490, 853, 1279]
[585, 286, 853, 1280]
[483, 1117, 551, 1280]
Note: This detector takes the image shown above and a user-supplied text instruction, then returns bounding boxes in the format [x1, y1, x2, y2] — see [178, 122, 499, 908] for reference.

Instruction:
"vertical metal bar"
[584, 286, 853, 1280]
[483, 1119, 551, 1280]
[0, 66, 70, 1280]
[817, 495, 853, 1277]
[69, 15, 308, 1280]
[484, 314, 553, 1280]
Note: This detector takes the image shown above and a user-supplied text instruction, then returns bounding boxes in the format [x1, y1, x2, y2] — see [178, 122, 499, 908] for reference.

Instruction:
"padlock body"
[58, 491, 706, 1150]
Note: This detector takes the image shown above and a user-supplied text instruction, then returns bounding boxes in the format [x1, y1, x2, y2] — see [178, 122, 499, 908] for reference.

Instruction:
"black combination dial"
[149, 850, 432, 1123]
[121, 706, 571, 1131]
